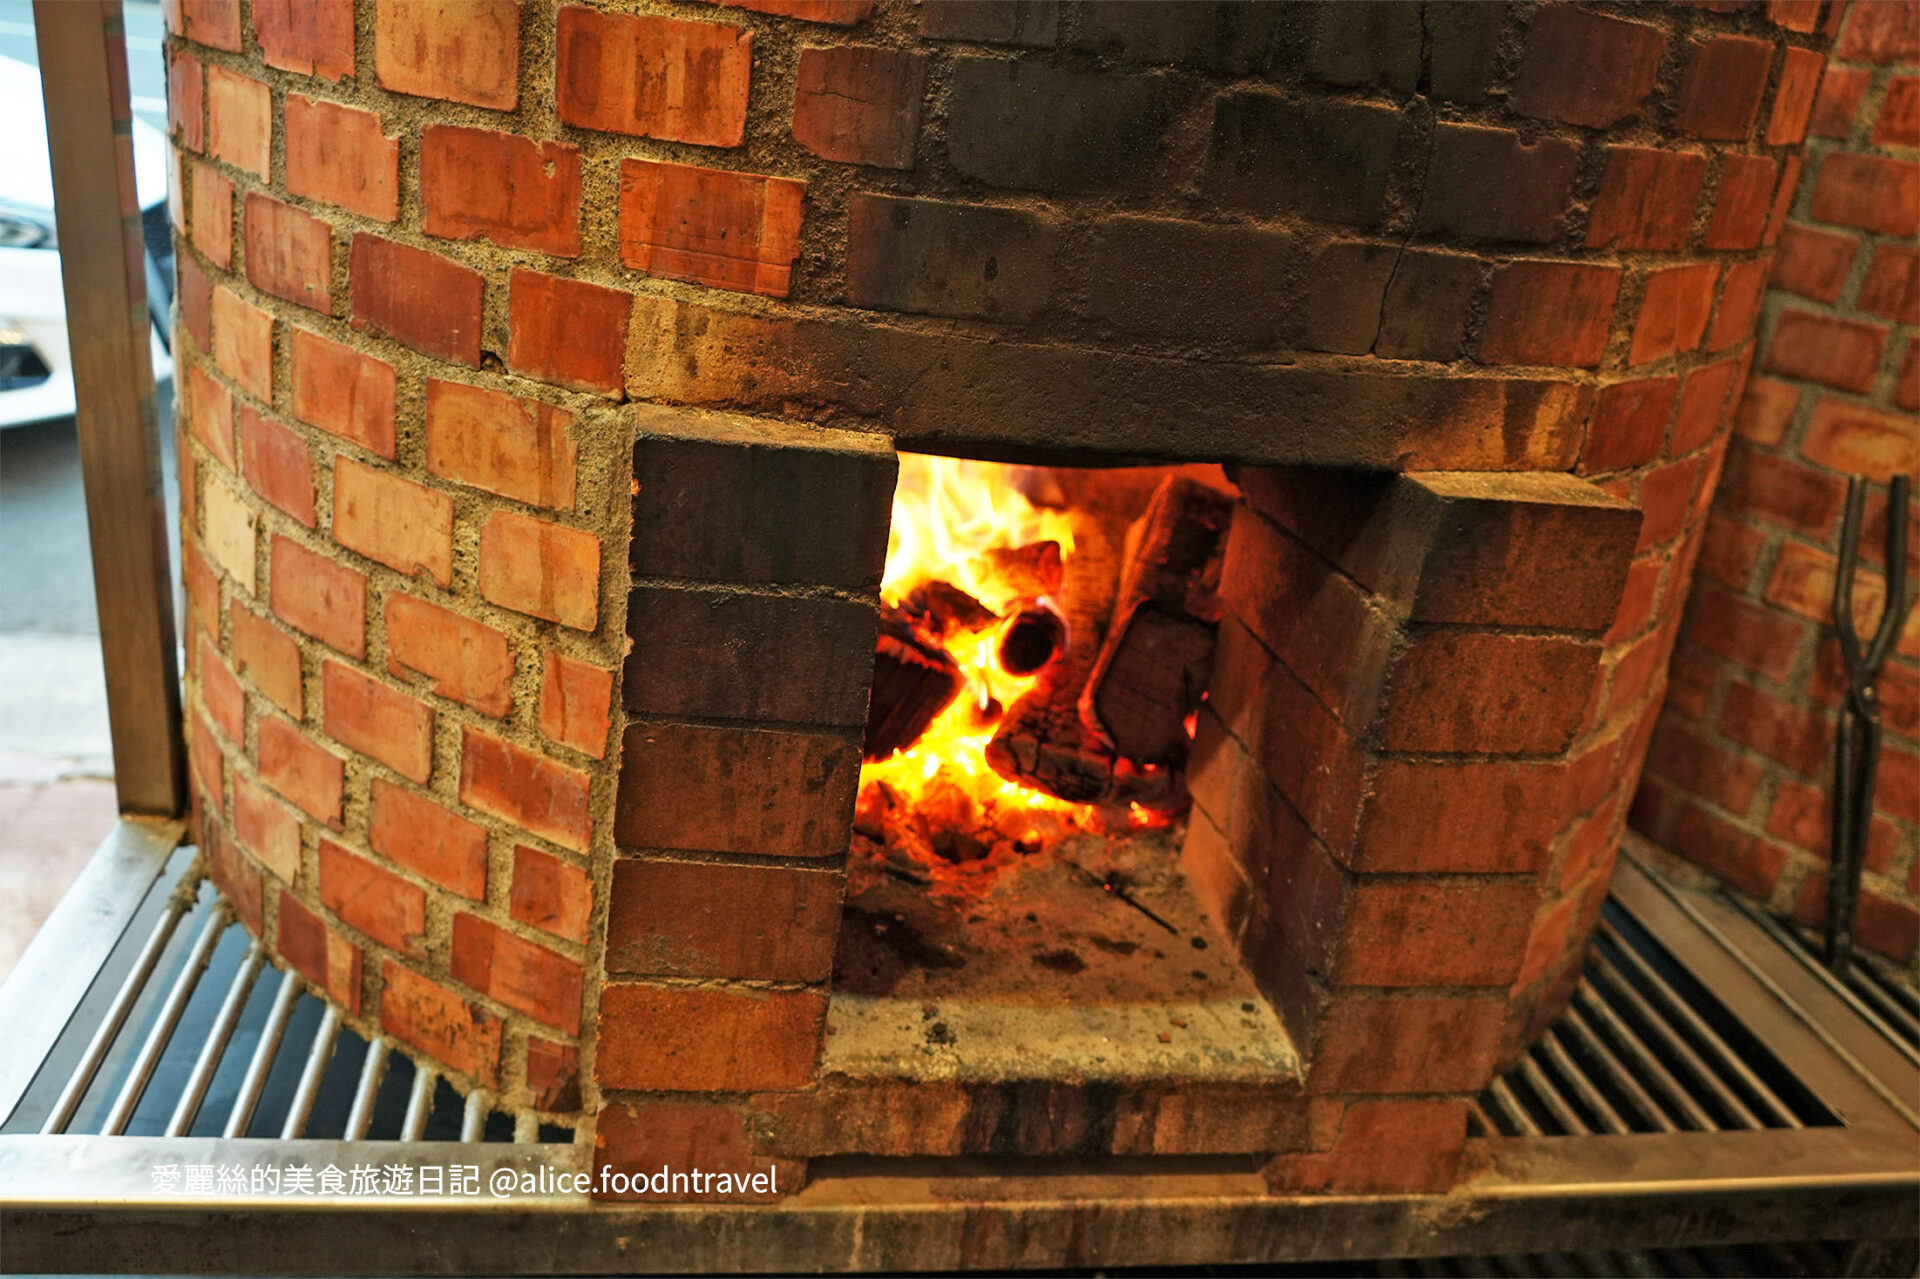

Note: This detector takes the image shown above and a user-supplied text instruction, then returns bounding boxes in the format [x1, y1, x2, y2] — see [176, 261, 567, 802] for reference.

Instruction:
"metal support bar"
[343, 1039, 388, 1141]
[460, 1090, 488, 1143]
[166, 942, 264, 1137]
[32, 0, 184, 817]
[1560, 1004, 1678, 1134]
[400, 1066, 434, 1142]
[1537, 1033, 1630, 1135]
[222, 970, 300, 1140]
[102, 908, 228, 1134]
[1590, 952, 1761, 1129]
[280, 1006, 339, 1140]
[1571, 981, 1717, 1131]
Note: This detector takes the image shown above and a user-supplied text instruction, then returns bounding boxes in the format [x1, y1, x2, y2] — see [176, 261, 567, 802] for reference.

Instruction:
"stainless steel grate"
[1737, 901, 1920, 1064]
[1470, 900, 1840, 1139]
[0, 845, 570, 1144]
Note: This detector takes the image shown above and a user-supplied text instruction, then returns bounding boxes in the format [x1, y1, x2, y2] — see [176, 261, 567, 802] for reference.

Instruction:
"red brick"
[792, 45, 926, 169]
[277, 891, 361, 1013]
[1874, 76, 1920, 147]
[369, 777, 487, 899]
[169, 46, 205, 153]
[1670, 356, 1741, 456]
[1704, 155, 1779, 251]
[1765, 308, 1889, 393]
[180, 0, 240, 50]
[1352, 758, 1566, 876]
[211, 285, 272, 401]
[238, 406, 316, 527]
[617, 160, 806, 298]
[614, 721, 860, 859]
[1719, 680, 1831, 776]
[593, 1102, 790, 1203]
[253, 0, 353, 79]
[257, 714, 345, 826]
[450, 913, 582, 1035]
[1581, 376, 1677, 473]
[459, 728, 591, 852]
[1766, 0, 1822, 29]
[1629, 263, 1718, 366]
[1794, 878, 1920, 964]
[206, 65, 269, 177]
[420, 125, 582, 258]
[476, 510, 600, 631]
[1707, 256, 1771, 353]
[1767, 778, 1900, 872]
[724, 0, 871, 21]
[184, 538, 221, 639]
[1733, 376, 1802, 446]
[1837, 0, 1920, 61]
[1767, 46, 1826, 145]
[1698, 514, 1766, 589]
[1382, 631, 1598, 755]
[1767, 541, 1920, 653]
[1268, 1099, 1467, 1195]
[1585, 147, 1708, 251]
[189, 160, 232, 269]
[380, 961, 502, 1087]
[1307, 993, 1505, 1094]
[285, 95, 398, 222]
[321, 659, 433, 783]
[1858, 244, 1920, 325]
[424, 380, 576, 509]
[202, 474, 257, 592]
[1606, 556, 1662, 642]
[1812, 154, 1920, 237]
[384, 593, 514, 718]
[203, 824, 260, 933]
[1480, 261, 1621, 368]
[539, 653, 612, 759]
[506, 270, 631, 397]
[372, 0, 519, 110]
[231, 602, 303, 715]
[1334, 878, 1537, 988]
[1675, 36, 1773, 140]
[179, 253, 213, 351]
[554, 6, 751, 147]
[1510, 7, 1665, 129]
[510, 845, 593, 945]
[319, 837, 425, 956]
[526, 1038, 581, 1112]
[270, 533, 367, 659]
[1898, 339, 1920, 413]
[1774, 223, 1860, 303]
[1805, 395, 1920, 482]
[232, 769, 300, 882]
[289, 328, 397, 458]
[1763, 154, 1805, 246]
[596, 984, 826, 1091]
[1673, 803, 1786, 898]
[349, 233, 483, 366]
[1686, 584, 1807, 680]
[185, 362, 235, 471]
[1810, 65, 1869, 138]
[607, 858, 842, 981]
[198, 633, 244, 745]
[1726, 447, 1847, 536]
[243, 192, 331, 313]
[331, 457, 454, 588]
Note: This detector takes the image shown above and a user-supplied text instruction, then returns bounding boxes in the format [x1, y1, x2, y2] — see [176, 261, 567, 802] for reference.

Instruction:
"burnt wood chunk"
[1083, 476, 1235, 764]
[864, 609, 963, 761]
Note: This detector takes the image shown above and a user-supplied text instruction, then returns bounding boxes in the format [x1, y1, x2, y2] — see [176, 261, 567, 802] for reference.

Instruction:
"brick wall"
[163, 0, 1842, 1198]
[1636, 0, 1920, 965]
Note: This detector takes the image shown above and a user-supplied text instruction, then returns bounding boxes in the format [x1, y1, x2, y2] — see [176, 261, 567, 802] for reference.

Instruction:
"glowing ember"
[859, 454, 1089, 835]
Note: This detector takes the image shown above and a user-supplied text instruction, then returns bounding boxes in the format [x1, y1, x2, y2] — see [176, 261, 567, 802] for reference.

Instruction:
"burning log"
[997, 603, 1069, 676]
[863, 608, 964, 761]
[1081, 476, 1235, 765]
[976, 540, 1064, 597]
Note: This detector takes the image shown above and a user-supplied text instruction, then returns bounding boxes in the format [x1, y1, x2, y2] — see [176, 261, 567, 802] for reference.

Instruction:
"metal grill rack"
[0, 827, 1913, 1275]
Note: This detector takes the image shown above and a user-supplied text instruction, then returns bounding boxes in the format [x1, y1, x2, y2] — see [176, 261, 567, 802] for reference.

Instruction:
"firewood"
[863, 608, 963, 761]
[1081, 476, 1235, 765]
[997, 603, 1068, 676]
[975, 540, 1064, 597]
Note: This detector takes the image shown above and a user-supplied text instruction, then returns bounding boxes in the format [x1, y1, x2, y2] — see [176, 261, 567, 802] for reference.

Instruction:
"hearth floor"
[825, 826, 1299, 1083]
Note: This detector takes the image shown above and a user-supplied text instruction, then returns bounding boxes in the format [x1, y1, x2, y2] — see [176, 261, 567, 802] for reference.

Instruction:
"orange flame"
[861, 455, 1088, 825]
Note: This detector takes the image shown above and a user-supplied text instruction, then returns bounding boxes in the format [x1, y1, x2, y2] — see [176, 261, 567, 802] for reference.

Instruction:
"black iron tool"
[1827, 473, 1911, 979]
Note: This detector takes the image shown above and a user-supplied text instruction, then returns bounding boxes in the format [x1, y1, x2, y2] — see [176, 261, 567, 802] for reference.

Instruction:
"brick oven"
[165, 0, 1831, 1200]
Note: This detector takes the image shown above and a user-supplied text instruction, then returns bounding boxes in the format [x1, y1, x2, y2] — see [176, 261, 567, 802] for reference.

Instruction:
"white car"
[0, 53, 173, 429]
